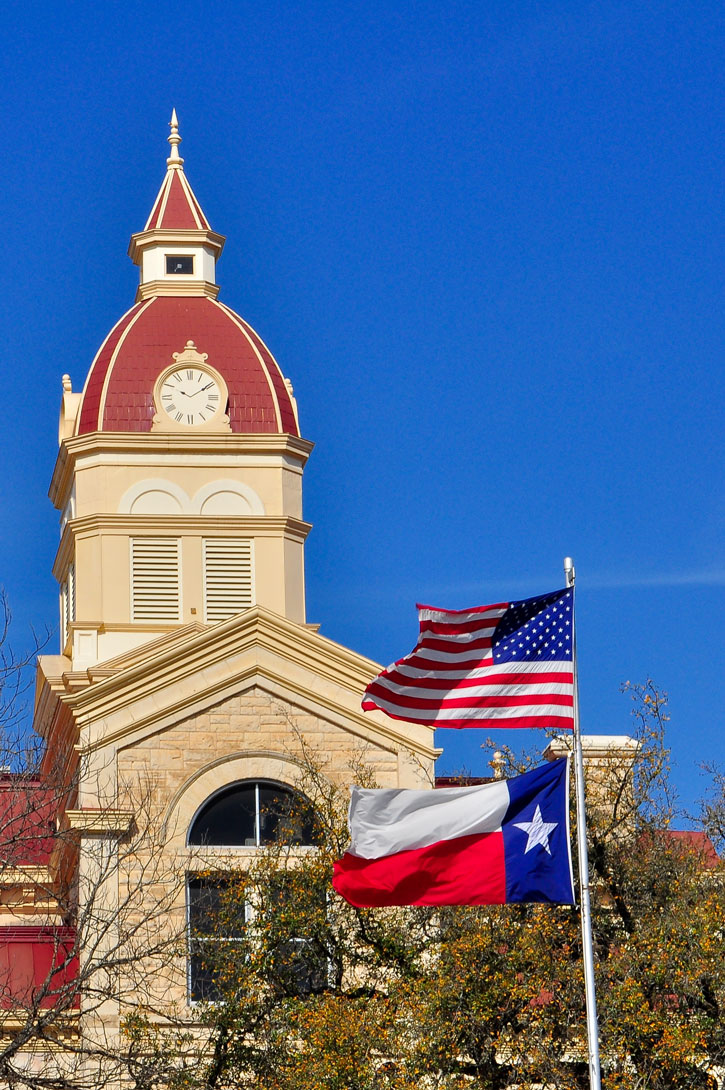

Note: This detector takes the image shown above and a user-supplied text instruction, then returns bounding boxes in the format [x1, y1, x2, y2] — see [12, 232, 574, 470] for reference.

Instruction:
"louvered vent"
[131, 538, 181, 621]
[67, 564, 76, 625]
[203, 539, 254, 623]
[61, 564, 76, 650]
[60, 583, 68, 650]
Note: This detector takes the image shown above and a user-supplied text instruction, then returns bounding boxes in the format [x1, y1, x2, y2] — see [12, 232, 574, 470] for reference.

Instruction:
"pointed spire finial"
[167, 109, 184, 169]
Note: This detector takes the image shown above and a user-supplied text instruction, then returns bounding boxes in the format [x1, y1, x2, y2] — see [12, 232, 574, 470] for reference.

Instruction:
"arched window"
[187, 780, 320, 848]
[186, 781, 324, 1003]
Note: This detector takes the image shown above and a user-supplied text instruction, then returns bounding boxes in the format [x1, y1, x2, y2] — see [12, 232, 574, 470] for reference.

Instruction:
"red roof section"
[76, 296, 299, 436]
[656, 829, 720, 867]
[0, 927, 79, 1010]
[145, 168, 210, 231]
[0, 778, 58, 866]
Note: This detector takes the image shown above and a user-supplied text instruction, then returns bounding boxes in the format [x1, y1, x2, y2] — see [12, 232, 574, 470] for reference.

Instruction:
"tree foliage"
[137, 682, 724, 1090]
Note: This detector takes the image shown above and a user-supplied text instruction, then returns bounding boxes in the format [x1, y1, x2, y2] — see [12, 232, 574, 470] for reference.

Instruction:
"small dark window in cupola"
[166, 255, 194, 275]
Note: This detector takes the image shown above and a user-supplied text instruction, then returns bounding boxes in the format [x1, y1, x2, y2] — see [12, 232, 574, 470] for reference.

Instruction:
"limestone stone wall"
[111, 684, 408, 1014]
[118, 684, 401, 841]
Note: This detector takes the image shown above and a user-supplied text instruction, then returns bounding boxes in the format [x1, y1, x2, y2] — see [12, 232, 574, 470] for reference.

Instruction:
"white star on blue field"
[493, 589, 573, 663]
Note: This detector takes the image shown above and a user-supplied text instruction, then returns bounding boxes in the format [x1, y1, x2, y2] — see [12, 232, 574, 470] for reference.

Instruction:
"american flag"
[362, 587, 575, 729]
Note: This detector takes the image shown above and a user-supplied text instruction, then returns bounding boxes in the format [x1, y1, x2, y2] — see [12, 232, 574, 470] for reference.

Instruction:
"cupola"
[50, 114, 312, 669]
[127, 110, 225, 300]
[72, 113, 300, 437]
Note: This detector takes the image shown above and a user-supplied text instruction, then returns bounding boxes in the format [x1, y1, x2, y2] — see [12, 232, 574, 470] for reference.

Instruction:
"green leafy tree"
[129, 685, 724, 1090]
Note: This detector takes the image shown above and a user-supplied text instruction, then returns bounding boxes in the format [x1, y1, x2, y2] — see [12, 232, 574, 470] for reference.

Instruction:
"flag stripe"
[391, 665, 573, 683]
[377, 673, 573, 695]
[416, 635, 495, 652]
[346, 780, 510, 858]
[362, 693, 574, 726]
[420, 620, 499, 637]
[418, 603, 508, 622]
[333, 832, 507, 907]
[365, 685, 573, 710]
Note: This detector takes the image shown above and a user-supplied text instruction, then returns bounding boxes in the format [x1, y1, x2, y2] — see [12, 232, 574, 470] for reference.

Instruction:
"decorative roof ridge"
[142, 111, 211, 233]
[60, 607, 440, 763]
[62, 606, 385, 715]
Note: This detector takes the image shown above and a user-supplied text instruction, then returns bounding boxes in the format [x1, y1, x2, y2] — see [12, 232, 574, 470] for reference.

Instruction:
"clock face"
[159, 368, 222, 426]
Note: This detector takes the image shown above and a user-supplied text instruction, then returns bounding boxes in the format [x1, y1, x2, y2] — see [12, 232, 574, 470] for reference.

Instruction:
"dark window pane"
[166, 255, 194, 274]
[188, 781, 321, 848]
[188, 876, 246, 1003]
[188, 878, 216, 935]
[268, 937, 327, 996]
[188, 785, 257, 846]
[189, 940, 222, 1002]
[263, 874, 328, 996]
[258, 785, 320, 846]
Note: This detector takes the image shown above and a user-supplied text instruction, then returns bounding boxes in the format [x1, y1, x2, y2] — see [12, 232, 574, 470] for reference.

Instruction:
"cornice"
[62, 809, 134, 834]
[135, 281, 220, 301]
[0, 1012, 80, 1040]
[91, 622, 206, 670]
[53, 514, 312, 578]
[33, 658, 76, 740]
[0, 866, 54, 888]
[60, 607, 438, 761]
[128, 227, 226, 263]
[49, 432, 314, 508]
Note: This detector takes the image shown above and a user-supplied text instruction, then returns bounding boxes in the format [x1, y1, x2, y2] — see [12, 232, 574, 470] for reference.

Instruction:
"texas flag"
[333, 758, 574, 907]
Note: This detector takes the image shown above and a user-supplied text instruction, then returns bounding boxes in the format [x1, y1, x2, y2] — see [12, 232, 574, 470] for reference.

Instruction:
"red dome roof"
[76, 296, 299, 436]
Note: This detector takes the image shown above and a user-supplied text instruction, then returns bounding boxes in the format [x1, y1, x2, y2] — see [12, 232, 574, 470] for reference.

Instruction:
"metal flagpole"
[564, 557, 602, 1090]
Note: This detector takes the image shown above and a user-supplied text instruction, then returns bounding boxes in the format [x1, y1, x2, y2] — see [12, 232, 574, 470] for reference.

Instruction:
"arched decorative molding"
[130, 490, 184, 515]
[119, 479, 191, 514]
[192, 480, 264, 516]
[162, 750, 310, 849]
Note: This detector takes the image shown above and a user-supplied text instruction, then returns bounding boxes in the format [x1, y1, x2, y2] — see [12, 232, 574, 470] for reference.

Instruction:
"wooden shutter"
[131, 538, 181, 621]
[203, 539, 254, 623]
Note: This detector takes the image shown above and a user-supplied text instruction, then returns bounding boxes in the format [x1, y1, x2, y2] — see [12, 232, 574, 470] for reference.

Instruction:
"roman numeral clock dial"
[160, 369, 221, 425]
[152, 345, 231, 433]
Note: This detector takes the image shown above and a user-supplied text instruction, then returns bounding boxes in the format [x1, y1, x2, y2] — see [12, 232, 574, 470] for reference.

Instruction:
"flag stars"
[491, 589, 574, 664]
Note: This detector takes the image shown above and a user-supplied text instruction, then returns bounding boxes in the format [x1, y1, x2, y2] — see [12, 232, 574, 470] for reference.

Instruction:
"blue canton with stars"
[492, 587, 573, 663]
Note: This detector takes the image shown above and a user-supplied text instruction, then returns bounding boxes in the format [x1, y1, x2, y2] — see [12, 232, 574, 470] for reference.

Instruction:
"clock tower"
[52, 113, 313, 670]
[7, 121, 435, 1071]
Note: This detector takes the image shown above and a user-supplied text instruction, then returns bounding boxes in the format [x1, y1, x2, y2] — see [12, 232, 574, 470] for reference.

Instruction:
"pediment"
[59, 607, 437, 764]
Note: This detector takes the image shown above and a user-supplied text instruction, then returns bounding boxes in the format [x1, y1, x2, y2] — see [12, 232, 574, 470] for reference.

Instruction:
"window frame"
[185, 870, 330, 1004]
[186, 874, 250, 1004]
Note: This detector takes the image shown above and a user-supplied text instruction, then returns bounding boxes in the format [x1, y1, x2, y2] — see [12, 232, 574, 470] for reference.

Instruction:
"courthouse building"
[0, 115, 437, 1072]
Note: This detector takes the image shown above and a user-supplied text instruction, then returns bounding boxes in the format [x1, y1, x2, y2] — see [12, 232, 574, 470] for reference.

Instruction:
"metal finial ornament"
[167, 109, 184, 168]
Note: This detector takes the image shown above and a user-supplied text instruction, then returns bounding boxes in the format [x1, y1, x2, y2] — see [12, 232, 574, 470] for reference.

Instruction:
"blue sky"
[0, 1, 722, 819]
